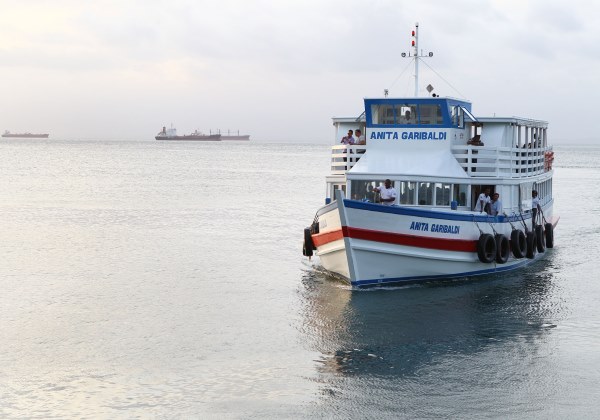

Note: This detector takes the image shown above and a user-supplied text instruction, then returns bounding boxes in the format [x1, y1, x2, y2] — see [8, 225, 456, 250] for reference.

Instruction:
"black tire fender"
[477, 233, 496, 263]
[535, 225, 546, 253]
[510, 230, 526, 259]
[495, 234, 510, 264]
[303, 227, 314, 257]
[526, 231, 537, 259]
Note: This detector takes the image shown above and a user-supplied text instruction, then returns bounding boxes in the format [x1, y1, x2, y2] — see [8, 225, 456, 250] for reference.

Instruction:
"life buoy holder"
[535, 225, 546, 253]
[526, 231, 537, 259]
[495, 234, 510, 264]
[544, 222, 554, 248]
[510, 230, 526, 259]
[477, 233, 496, 263]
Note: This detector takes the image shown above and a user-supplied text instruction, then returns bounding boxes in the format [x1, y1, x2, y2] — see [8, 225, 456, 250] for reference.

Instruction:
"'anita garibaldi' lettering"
[369, 131, 447, 140]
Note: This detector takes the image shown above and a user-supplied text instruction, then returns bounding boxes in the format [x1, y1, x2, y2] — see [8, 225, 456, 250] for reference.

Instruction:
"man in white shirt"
[374, 179, 397, 206]
[474, 188, 491, 213]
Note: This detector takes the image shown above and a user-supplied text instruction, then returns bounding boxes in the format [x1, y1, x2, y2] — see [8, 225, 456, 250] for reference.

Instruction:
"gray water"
[1, 140, 598, 419]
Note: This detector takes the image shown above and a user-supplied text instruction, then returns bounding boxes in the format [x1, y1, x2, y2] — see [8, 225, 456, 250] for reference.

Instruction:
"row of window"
[370, 104, 444, 126]
[351, 180, 469, 206]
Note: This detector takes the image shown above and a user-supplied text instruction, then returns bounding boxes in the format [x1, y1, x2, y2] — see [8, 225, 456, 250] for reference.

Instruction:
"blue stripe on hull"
[350, 257, 536, 288]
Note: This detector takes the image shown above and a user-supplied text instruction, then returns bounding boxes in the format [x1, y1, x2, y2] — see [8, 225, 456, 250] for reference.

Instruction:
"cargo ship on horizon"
[2, 130, 49, 138]
[155, 126, 221, 141]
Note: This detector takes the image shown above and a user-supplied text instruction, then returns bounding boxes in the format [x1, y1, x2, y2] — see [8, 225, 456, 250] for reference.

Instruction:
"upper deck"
[331, 97, 552, 180]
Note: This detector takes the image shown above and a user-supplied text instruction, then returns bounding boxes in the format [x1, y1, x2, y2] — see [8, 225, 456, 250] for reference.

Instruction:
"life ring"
[477, 233, 496, 263]
[535, 225, 546, 253]
[303, 227, 314, 257]
[510, 230, 526, 259]
[495, 234, 510, 264]
[544, 222, 554, 248]
[526, 231, 537, 259]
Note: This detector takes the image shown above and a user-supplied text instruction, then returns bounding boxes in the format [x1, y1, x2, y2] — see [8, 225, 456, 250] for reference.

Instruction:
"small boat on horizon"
[2, 130, 49, 138]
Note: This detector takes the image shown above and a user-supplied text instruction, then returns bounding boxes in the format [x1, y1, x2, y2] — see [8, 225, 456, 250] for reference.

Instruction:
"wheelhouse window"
[419, 104, 443, 125]
[370, 104, 395, 125]
[396, 104, 417, 125]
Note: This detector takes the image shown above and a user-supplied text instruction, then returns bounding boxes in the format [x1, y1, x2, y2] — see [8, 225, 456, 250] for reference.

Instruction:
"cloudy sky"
[0, 0, 598, 143]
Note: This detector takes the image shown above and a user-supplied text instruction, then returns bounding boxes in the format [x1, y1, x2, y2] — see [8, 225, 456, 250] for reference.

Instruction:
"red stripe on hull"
[342, 226, 477, 252]
[312, 229, 343, 247]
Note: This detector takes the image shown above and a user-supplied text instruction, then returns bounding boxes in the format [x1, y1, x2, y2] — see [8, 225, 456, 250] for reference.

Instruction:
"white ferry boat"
[303, 24, 558, 288]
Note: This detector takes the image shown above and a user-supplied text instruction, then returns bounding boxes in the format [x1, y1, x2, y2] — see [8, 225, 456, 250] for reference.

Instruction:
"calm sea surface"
[1, 140, 599, 419]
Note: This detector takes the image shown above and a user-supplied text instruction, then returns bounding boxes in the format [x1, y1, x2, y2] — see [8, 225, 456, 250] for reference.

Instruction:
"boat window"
[436, 183, 451, 206]
[395, 104, 417, 125]
[453, 184, 468, 206]
[418, 182, 434, 205]
[451, 106, 464, 128]
[350, 180, 385, 202]
[370, 104, 395, 125]
[399, 181, 416, 205]
[419, 104, 443, 125]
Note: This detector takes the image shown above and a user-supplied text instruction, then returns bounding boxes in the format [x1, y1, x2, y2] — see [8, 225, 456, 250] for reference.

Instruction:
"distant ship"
[155, 126, 221, 141]
[217, 130, 251, 141]
[2, 130, 49, 138]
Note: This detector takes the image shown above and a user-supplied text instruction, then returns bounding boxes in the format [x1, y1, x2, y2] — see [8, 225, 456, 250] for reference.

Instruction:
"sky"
[0, 0, 598, 143]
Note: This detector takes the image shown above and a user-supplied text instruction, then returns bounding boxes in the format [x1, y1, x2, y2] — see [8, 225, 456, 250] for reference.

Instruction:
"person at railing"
[341, 130, 355, 145]
[467, 134, 484, 146]
[340, 130, 355, 162]
[474, 188, 491, 214]
[490, 193, 502, 216]
[374, 179, 397, 206]
[355, 129, 366, 145]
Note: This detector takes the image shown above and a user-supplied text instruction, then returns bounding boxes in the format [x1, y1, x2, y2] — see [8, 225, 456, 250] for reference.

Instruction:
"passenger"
[340, 130, 355, 145]
[532, 190, 541, 227]
[404, 110, 413, 124]
[373, 179, 397, 206]
[467, 134, 484, 146]
[355, 129, 366, 145]
[474, 188, 491, 213]
[490, 193, 503, 216]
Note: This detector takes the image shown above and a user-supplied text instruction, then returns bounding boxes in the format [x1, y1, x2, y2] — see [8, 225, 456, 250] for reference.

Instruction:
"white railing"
[451, 145, 553, 178]
[330, 145, 367, 174]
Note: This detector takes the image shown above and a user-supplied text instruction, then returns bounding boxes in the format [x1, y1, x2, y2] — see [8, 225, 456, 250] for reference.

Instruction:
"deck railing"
[451, 145, 554, 178]
[330, 145, 367, 174]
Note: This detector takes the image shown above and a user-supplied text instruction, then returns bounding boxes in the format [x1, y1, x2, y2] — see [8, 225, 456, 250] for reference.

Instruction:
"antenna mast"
[401, 22, 434, 97]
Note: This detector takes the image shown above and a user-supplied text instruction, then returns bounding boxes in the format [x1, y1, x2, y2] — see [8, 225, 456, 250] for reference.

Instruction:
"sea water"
[0, 140, 599, 418]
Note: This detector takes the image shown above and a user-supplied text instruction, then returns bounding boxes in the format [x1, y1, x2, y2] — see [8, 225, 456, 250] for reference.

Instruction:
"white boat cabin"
[327, 97, 554, 217]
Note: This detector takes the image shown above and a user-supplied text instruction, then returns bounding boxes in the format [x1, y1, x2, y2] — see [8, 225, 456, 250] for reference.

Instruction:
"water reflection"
[299, 256, 564, 379]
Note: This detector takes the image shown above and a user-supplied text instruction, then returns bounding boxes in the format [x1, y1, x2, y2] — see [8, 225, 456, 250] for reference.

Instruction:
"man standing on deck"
[474, 188, 491, 213]
[374, 179, 397, 206]
[532, 190, 541, 227]
[490, 193, 503, 216]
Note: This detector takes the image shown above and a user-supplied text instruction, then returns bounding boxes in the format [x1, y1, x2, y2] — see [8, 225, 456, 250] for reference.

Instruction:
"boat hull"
[313, 196, 557, 288]
[221, 135, 250, 140]
[2, 133, 49, 138]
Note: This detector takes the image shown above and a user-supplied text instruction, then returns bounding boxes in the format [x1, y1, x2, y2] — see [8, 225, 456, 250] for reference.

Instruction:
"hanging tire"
[511, 230, 526, 259]
[535, 225, 545, 253]
[545, 223, 554, 248]
[303, 227, 314, 257]
[495, 234, 510, 264]
[526, 231, 537, 259]
[477, 233, 496, 263]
